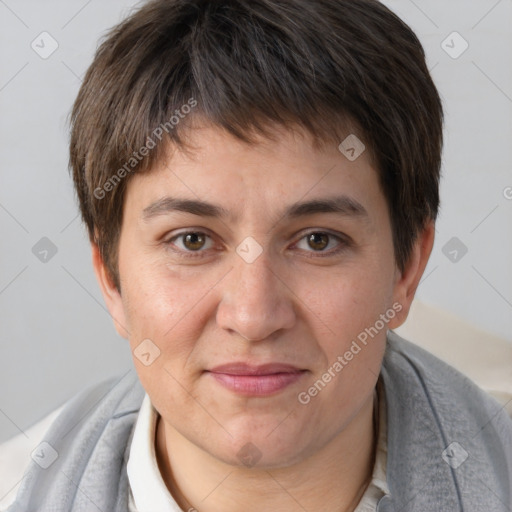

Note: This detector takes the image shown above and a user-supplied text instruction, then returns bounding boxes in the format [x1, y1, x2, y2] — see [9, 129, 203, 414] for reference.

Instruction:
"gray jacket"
[7, 331, 512, 511]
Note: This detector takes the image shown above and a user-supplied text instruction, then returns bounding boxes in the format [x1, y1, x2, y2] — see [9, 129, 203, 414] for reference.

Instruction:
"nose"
[216, 252, 296, 342]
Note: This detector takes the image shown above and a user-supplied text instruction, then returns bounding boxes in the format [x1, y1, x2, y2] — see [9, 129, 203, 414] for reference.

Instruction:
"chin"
[208, 429, 312, 470]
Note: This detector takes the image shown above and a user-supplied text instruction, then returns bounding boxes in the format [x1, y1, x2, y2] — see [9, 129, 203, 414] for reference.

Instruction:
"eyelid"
[291, 229, 350, 255]
[164, 229, 217, 256]
[163, 228, 350, 258]
[295, 228, 348, 241]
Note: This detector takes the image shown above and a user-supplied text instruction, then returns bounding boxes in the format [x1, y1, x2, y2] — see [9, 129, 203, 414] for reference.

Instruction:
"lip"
[206, 363, 307, 396]
[209, 362, 303, 375]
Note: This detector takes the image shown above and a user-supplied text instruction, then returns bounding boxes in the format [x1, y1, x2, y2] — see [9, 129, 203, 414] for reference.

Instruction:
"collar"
[127, 394, 182, 512]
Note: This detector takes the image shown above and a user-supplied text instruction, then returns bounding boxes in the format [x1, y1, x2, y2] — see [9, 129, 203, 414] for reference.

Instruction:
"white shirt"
[127, 379, 390, 512]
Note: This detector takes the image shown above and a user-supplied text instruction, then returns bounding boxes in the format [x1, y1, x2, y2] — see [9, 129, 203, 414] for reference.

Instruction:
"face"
[95, 123, 427, 469]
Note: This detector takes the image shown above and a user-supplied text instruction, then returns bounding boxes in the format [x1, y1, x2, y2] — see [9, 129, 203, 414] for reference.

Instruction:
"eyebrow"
[142, 195, 368, 222]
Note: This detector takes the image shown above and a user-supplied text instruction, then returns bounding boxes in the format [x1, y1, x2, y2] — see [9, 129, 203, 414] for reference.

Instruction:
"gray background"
[1, 0, 511, 443]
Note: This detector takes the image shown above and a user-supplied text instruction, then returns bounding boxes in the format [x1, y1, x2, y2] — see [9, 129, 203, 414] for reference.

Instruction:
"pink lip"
[207, 363, 306, 396]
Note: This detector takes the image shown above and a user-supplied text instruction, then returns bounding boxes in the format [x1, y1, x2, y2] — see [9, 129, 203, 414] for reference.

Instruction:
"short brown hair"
[69, 0, 443, 290]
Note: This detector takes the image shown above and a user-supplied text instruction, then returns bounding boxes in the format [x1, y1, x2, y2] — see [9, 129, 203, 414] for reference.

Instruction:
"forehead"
[123, 123, 385, 226]
[166, 121, 375, 172]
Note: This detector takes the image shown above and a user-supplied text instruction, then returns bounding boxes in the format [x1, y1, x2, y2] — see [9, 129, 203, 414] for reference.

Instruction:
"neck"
[155, 390, 378, 512]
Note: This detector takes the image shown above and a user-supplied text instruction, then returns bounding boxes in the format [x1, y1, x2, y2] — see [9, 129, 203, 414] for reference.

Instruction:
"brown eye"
[165, 231, 215, 258]
[294, 231, 348, 257]
[183, 232, 207, 251]
[307, 233, 330, 251]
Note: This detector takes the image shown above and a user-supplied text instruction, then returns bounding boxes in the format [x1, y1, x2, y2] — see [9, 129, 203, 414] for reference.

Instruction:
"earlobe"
[387, 221, 435, 329]
[91, 243, 130, 339]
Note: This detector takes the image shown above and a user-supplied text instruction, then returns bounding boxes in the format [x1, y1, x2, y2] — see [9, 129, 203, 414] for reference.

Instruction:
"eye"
[166, 231, 214, 253]
[294, 231, 347, 255]
[164, 229, 348, 259]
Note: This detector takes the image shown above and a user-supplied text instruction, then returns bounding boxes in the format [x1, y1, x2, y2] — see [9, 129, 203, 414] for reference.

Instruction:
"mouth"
[206, 363, 307, 396]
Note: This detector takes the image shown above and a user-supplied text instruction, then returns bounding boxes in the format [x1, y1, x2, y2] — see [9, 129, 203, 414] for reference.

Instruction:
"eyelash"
[163, 229, 350, 259]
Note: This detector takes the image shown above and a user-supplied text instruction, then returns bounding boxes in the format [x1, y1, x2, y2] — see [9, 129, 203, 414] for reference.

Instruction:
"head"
[70, 0, 443, 468]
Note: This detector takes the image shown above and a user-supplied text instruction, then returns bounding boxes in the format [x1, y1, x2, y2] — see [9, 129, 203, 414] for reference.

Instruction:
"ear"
[387, 221, 435, 329]
[91, 242, 130, 339]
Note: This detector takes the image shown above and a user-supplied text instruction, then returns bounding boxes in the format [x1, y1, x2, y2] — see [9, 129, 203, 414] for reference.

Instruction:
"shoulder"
[34, 369, 145, 449]
[381, 331, 512, 510]
[0, 405, 64, 511]
[394, 300, 512, 415]
[383, 330, 512, 434]
[1, 371, 144, 512]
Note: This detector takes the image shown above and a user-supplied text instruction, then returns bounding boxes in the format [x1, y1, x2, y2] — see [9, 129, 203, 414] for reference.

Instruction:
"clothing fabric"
[125, 378, 389, 511]
[7, 331, 512, 511]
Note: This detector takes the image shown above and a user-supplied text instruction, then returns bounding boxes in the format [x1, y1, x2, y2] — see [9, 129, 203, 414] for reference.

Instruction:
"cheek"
[121, 244, 202, 332]
[298, 259, 394, 344]
[295, 264, 390, 413]
[120, 255, 229, 377]
[120, 267, 213, 419]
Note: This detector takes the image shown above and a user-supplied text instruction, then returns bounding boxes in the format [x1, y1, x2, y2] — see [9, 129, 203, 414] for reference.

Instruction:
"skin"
[93, 123, 434, 512]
